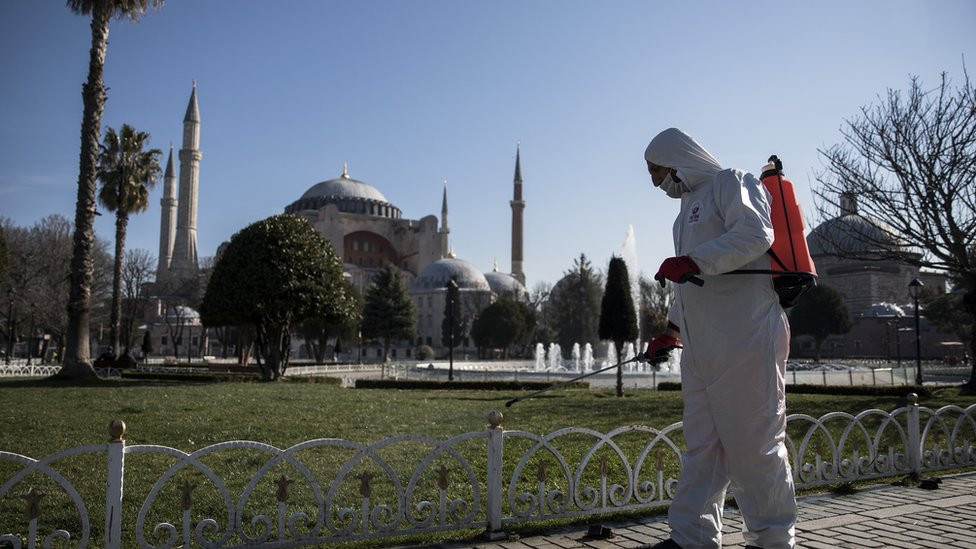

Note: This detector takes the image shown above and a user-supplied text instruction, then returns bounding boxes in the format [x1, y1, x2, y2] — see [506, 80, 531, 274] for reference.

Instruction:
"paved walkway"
[421, 472, 976, 549]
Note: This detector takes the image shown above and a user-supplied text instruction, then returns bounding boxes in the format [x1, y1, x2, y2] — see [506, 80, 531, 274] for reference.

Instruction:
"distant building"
[282, 151, 529, 359]
[797, 191, 960, 361]
[284, 163, 448, 296]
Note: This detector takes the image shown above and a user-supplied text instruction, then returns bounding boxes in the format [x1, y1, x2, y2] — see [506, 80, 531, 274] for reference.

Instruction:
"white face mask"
[659, 172, 685, 199]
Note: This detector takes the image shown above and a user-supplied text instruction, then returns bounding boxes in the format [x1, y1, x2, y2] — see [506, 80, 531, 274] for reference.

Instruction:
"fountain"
[571, 343, 581, 372]
[582, 343, 594, 372]
[547, 343, 563, 371]
[622, 342, 635, 371]
[534, 343, 545, 371]
[621, 225, 642, 352]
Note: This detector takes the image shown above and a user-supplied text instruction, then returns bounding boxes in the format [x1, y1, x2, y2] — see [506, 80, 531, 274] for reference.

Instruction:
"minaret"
[169, 81, 202, 283]
[156, 144, 177, 281]
[510, 143, 525, 285]
[439, 181, 450, 258]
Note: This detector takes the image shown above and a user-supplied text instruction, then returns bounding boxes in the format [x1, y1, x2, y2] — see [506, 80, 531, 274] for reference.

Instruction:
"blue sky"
[1, 1, 973, 289]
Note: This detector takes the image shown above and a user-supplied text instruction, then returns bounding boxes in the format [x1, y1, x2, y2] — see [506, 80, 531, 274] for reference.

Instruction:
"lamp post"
[26, 303, 35, 366]
[895, 324, 902, 367]
[447, 279, 458, 382]
[909, 278, 923, 385]
[5, 288, 13, 365]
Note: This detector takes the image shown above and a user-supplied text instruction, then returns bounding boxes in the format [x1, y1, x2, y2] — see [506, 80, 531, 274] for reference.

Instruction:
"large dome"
[412, 257, 491, 292]
[807, 214, 906, 257]
[300, 174, 388, 202]
[284, 166, 401, 219]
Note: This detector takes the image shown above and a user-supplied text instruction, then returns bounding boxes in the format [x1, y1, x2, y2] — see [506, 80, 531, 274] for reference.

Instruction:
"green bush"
[118, 371, 342, 385]
[416, 345, 435, 360]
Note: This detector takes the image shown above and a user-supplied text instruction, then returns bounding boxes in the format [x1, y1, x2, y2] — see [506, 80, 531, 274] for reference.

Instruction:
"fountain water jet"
[547, 343, 562, 371]
[534, 343, 545, 371]
[605, 343, 617, 368]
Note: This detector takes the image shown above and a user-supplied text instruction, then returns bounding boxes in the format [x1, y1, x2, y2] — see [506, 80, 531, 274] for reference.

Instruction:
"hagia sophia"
[148, 85, 528, 360]
[146, 84, 963, 363]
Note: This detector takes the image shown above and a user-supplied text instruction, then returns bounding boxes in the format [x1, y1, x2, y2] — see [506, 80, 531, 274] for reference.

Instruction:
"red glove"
[654, 256, 700, 287]
[642, 332, 682, 364]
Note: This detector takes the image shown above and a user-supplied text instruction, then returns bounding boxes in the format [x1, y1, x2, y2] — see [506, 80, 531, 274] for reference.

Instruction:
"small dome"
[485, 270, 528, 300]
[412, 257, 491, 292]
[167, 305, 199, 320]
[808, 214, 906, 257]
[860, 302, 905, 317]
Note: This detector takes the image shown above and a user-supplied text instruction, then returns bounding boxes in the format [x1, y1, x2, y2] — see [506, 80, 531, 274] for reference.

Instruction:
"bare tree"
[120, 248, 155, 354]
[639, 273, 673, 342]
[814, 67, 976, 386]
[1, 215, 110, 363]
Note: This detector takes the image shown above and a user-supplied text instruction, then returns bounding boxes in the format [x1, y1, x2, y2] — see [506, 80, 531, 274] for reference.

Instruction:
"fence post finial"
[105, 419, 127, 549]
[108, 419, 126, 442]
[488, 410, 503, 429]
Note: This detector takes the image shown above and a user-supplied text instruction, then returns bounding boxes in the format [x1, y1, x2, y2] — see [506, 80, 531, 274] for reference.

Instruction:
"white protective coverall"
[644, 128, 796, 549]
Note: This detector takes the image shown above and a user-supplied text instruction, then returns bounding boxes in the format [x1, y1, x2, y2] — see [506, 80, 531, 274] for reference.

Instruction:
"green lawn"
[1, 377, 973, 547]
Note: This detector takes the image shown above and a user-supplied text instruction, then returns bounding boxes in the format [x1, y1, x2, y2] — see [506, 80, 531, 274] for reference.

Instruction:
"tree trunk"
[262, 323, 289, 380]
[109, 210, 127, 359]
[615, 340, 624, 397]
[963, 287, 976, 388]
[59, 4, 111, 379]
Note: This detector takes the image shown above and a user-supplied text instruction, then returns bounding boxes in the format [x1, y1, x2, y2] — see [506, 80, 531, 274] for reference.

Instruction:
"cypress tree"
[599, 256, 638, 397]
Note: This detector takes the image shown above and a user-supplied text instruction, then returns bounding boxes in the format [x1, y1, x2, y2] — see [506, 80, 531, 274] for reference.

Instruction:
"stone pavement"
[419, 472, 976, 549]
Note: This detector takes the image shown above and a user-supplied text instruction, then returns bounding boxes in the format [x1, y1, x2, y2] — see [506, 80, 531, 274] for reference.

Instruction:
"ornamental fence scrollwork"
[1, 395, 973, 548]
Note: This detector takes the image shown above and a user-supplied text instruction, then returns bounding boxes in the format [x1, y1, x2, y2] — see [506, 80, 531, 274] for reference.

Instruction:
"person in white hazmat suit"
[640, 128, 797, 549]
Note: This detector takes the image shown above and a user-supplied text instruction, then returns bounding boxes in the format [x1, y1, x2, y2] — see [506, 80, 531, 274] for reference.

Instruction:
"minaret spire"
[510, 142, 526, 285]
[170, 82, 203, 285]
[156, 143, 178, 281]
[441, 181, 449, 232]
[439, 180, 450, 257]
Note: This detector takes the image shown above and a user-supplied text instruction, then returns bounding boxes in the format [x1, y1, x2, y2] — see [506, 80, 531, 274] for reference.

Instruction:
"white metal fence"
[1, 395, 974, 548]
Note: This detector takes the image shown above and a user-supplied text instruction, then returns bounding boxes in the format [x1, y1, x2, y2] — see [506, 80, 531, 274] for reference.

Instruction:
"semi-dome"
[485, 267, 528, 300]
[284, 165, 402, 219]
[412, 256, 491, 292]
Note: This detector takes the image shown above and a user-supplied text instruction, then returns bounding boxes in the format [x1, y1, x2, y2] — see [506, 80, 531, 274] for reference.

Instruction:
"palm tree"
[98, 124, 161, 358]
[61, 0, 163, 378]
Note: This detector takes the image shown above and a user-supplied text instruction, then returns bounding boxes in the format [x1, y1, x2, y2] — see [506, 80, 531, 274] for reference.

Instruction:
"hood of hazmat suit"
[644, 128, 796, 549]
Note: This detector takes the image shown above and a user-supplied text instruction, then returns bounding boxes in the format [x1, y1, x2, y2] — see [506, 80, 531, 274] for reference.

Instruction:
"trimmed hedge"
[119, 371, 342, 385]
[355, 379, 590, 391]
[656, 381, 932, 398]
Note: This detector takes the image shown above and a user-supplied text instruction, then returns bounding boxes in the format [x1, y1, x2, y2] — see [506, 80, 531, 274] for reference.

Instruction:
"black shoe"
[745, 546, 763, 549]
[639, 540, 682, 549]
